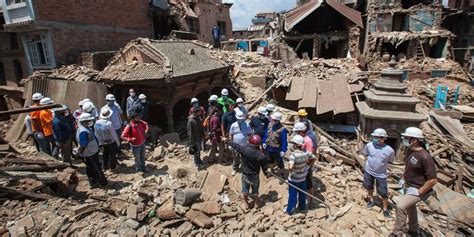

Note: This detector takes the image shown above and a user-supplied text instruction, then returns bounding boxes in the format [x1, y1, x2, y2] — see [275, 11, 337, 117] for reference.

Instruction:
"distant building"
[232, 12, 276, 40]
[0, 0, 153, 75]
[151, 0, 233, 44]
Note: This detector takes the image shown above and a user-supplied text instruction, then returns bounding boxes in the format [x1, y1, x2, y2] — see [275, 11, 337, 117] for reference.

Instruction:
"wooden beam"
[294, 39, 304, 52]
[455, 164, 464, 193]
[0, 186, 54, 201]
[0, 104, 62, 116]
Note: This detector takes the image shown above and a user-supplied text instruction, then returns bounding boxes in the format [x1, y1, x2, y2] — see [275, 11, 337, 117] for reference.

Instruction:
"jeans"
[242, 173, 260, 196]
[268, 150, 284, 169]
[28, 134, 40, 152]
[286, 180, 307, 214]
[102, 143, 118, 170]
[132, 144, 146, 172]
[115, 128, 123, 150]
[83, 153, 108, 187]
[38, 134, 53, 156]
[193, 141, 202, 166]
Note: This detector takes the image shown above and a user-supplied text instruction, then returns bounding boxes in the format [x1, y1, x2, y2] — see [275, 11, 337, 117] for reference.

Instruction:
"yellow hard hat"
[297, 109, 308, 116]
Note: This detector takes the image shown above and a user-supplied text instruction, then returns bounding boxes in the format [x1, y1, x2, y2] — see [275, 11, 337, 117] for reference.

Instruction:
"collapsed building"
[99, 38, 231, 134]
[281, 0, 364, 59]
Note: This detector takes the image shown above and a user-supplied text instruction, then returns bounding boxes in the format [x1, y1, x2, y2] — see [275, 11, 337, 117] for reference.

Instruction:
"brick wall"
[194, 3, 232, 44]
[51, 28, 150, 65]
[33, 0, 152, 30]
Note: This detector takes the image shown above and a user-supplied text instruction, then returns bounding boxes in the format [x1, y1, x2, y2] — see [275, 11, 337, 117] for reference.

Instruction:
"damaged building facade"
[281, 0, 364, 59]
[99, 38, 231, 133]
[362, 0, 453, 64]
[151, 0, 233, 43]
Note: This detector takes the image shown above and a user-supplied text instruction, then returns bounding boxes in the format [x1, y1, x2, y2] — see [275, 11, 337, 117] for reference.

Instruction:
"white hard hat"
[83, 98, 91, 103]
[82, 102, 94, 113]
[100, 107, 113, 119]
[293, 122, 307, 132]
[221, 88, 229, 96]
[371, 128, 388, 138]
[209, 95, 218, 101]
[235, 110, 245, 120]
[266, 104, 275, 112]
[291, 135, 305, 145]
[401, 127, 424, 139]
[32, 93, 44, 101]
[139, 94, 146, 100]
[39, 97, 53, 105]
[270, 111, 282, 121]
[257, 106, 268, 115]
[105, 94, 116, 101]
[191, 98, 199, 104]
[78, 112, 94, 122]
[236, 98, 244, 103]
[52, 105, 67, 113]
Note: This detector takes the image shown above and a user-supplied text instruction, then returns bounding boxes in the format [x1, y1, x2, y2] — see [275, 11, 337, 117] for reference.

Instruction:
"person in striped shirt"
[286, 135, 310, 215]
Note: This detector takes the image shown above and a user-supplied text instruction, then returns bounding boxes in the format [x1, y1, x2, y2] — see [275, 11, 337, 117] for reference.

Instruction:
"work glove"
[72, 148, 79, 157]
[280, 151, 285, 157]
[35, 132, 44, 140]
[262, 143, 267, 149]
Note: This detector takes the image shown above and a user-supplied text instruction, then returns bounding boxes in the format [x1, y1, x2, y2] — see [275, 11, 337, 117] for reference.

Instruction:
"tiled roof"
[99, 38, 229, 82]
[285, 0, 363, 32]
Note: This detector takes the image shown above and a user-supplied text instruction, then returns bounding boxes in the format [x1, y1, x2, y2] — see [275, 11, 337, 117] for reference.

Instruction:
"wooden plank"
[0, 104, 62, 116]
[1, 163, 69, 172]
[455, 164, 464, 193]
[0, 186, 54, 200]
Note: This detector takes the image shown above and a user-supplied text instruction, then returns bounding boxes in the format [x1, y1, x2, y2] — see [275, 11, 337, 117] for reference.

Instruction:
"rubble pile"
[25, 65, 100, 83]
[410, 77, 474, 108]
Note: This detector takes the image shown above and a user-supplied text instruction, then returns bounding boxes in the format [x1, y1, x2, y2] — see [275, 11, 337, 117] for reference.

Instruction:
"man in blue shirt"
[363, 128, 395, 218]
[212, 25, 221, 49]
[229, 110, 252, 176]
[52, 105, 74, 165]
[95, 107, 121, 172]
[75, 113, 108, 188]
[262, 112, 287, 179]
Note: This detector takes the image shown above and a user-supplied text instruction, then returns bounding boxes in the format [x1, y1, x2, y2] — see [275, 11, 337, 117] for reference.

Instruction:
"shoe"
[366, 200, 374, 209]
[231, 170, 237, 176]
[383, 210, 392, 218]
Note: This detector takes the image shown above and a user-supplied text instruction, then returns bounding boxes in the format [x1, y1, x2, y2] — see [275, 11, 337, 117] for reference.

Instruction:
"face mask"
[258, 114, 266, 119]
[64, 111, 70, 116]
[107, 101, 115, 106]
[222, 95, 227, 99]
[130, 93, 136, 97]
[85, 121, 94, 128]
[401, 137, 410, 147]
[299, 117, 306, 122]
[237, 119, 244, 123]
[372, 138, 382, 144]
[140, 99, 146, 103]
[238, 103, 244, 108]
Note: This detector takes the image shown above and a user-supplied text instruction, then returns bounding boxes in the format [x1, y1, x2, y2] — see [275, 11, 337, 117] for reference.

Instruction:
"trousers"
[392, 190, 433, 235]
[83, 153, 108, 187]
[132, 144, 146, 172]
[286, 180, 307, 214]
[102, 142, 118, 170]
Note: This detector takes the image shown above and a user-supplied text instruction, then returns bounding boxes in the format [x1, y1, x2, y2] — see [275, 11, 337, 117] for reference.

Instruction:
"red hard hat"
[249, 134, 262, 146]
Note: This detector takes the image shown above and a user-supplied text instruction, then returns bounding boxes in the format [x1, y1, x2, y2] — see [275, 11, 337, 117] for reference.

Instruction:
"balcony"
[2, 0, 35, 29]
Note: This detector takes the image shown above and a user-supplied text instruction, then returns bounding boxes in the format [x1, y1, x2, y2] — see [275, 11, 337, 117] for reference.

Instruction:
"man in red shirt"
[391, 127, 437, 236]
[122, 112, 149, 173]
[208, 104, 224, 164]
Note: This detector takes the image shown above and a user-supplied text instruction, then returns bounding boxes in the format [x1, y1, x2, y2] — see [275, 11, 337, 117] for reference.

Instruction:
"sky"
[223, 0, 296, 29]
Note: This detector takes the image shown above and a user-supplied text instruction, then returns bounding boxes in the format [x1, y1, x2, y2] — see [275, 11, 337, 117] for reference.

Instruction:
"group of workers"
[188, 88, 437, 235]
[24, 86, 436, 236]
[25, 89, 150, 188]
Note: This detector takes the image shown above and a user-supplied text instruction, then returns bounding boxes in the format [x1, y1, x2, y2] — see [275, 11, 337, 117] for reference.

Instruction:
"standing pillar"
[165, 105, 174, 133]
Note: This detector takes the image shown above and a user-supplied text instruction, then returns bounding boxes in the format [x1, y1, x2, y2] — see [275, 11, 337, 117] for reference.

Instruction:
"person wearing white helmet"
[188, 97, 206, 120]
[207, 94, 219, 115]
[76, 113, 108, 188]
[234, 98, 248, 117]
[95, 107, 121, 172]
[73, 99, 86, 120]
[392, 127, 437, 236]
[132, 94, 149, 121]
[362, 128, 395, 218]
[293, 122, 317, 208]
[262, 111, 288, 179]
[265, 104, 276, 118]
[82, 101, 99, 119]
[29, 93, 44, 152]
[217, 88, 235, 113]
[34, 97, 55, 155]
[126, 88, 138, 118]
[52, 105, 74, 164]
[102, 94, 124, 138]
[249, 106, 269, 138]
[228, 110, 252, 176]
[285, 134, 310, 215]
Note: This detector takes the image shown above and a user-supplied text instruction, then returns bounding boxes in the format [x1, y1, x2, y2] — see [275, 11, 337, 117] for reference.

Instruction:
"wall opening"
[320, 40, 346, 59]
[380, 41, 409, 58]
[148, 104, 167, 131]
[153, 10, 180, 39]
[173, 98, 191, 139]
[392, 13, 408, 31]
[424, 37, 448, 58]
[401, 0, 434, 9]
[288, 39, 314, 59]
[0, 63, 6, 85]
[12, 60, 23, 83]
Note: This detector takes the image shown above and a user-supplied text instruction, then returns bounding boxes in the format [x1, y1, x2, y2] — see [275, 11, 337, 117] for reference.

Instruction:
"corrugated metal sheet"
[285, 0, 363, 31]
[285, 76, 305, 101]
[316, 80, 334, 114]
[331, 74, 354, 114]
[5, 79, 108, 142]
[298, 76, 318, 108]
